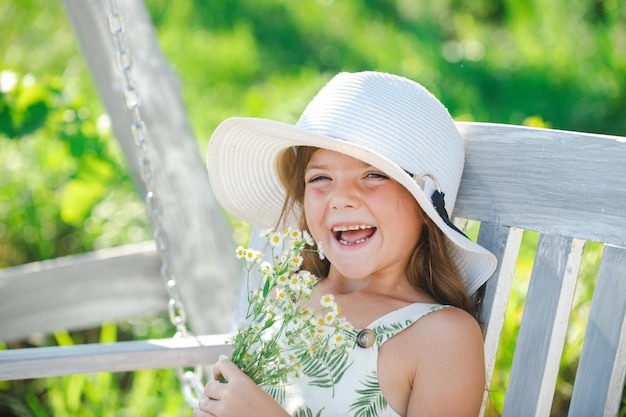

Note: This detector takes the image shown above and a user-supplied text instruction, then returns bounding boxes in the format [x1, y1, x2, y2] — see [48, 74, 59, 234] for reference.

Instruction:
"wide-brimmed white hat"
[207, 71, 496, 294]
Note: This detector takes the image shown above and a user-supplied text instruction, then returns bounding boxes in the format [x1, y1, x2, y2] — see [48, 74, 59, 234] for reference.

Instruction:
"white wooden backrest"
[454, 122, 626, 416]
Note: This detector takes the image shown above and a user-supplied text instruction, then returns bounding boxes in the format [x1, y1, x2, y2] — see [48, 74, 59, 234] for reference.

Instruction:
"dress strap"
[363, 303, 450, 348]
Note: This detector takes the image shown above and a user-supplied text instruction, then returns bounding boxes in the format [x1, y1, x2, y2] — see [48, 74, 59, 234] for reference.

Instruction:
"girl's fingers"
[198, 358, 254, 417]
[203, 359, 239, 403]
[193, 403, 215, 417]
[197, 397, 213, 411]
[204, 380, 222, 401]
[212, 357, 239, 382]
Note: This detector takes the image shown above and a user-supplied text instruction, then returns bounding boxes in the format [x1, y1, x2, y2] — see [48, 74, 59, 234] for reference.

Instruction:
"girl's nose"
[330, 181, 360, 210]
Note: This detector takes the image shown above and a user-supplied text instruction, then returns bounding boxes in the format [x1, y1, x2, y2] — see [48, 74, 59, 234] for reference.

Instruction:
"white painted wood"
[605, 312, 626, 417]
[476, 225, 524, 417]
[61, 0, 241, 336]
[0, 334, 232, 380]
[502, 234, 583, 416]
[0, 243, 165, 343]
[535, 238, 584, 415]
[454, 123, 626, 416]
[454, 122, 626, 247]
[569, 244, 626, 417]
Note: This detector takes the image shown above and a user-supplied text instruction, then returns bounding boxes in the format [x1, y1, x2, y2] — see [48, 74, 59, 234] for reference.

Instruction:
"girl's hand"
[192, 359, 290, 417]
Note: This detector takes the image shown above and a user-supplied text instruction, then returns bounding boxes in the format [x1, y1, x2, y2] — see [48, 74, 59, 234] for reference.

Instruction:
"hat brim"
[207, 117, 496, 294]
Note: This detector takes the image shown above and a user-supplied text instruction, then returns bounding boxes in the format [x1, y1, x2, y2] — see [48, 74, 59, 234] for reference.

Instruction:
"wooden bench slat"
[455, 123, 626, 247]
[503, 235, 584, 416]
[0, 334, 232, 380]
[569, 244, 626, 417]
[0, 243, 166, 343]
[475, 224, 523, 415]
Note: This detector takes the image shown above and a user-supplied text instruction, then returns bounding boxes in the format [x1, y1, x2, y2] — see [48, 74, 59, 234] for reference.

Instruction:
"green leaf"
[60, 178, 106, 226]
[299, 346, 352, 395]
[292, 406, 325, 417]
[263, 275, 271, 297]
[371, 322, 408, 348]
[349, 371, 388, 417]
[263, 318, 275, 330]
[16, 99, 49, 136]
[263, 384, 286, 406]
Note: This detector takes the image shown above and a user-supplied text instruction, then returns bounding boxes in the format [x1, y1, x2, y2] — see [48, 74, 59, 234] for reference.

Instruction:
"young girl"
[195, 71, 497, 417]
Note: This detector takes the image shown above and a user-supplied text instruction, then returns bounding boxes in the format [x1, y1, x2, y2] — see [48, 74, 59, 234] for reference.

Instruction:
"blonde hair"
[276, 146, 476, 317]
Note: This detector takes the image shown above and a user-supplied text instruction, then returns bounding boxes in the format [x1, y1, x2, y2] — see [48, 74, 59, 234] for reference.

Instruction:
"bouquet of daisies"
[226, 228, 353, 389]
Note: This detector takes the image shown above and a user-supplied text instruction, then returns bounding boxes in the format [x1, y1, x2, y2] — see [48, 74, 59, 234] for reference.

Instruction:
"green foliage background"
[1, 0, 624, 415]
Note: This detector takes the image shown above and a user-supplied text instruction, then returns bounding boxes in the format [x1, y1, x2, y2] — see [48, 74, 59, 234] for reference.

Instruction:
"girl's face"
[303, 149, 424, 283]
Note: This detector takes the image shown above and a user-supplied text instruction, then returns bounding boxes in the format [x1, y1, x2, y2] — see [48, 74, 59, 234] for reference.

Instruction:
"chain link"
[107, 0, 205, 407]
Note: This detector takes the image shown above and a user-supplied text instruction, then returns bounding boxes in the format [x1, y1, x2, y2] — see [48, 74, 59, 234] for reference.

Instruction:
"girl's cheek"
[304, 211, 324, 242]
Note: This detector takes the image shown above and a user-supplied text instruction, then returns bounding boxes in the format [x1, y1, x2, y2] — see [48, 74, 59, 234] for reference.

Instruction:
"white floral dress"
[266, 303, 450, 417]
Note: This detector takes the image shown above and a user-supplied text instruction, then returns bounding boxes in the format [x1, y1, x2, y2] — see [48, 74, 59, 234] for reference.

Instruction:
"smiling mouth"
[332, 225, 376, 245]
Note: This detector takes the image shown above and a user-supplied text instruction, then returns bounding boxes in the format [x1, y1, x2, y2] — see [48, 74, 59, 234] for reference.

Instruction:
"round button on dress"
[356, 328, 376, 348]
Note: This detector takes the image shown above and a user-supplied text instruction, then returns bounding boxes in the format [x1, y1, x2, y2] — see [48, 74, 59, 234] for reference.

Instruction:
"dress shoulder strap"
[365, 303, 451, 348]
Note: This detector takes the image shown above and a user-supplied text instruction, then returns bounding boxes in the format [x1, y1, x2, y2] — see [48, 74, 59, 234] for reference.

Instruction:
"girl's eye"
[366, 172, 388, 179]
[307, 175, 331, 183]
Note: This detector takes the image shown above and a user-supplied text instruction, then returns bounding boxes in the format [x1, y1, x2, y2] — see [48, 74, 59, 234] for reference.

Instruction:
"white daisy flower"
[303, 230, 314, 246]
[235, 246, 246, 259]
[260, 261, 272, 273]
[245, 248, 262, 264]
[289, 254, 303, 270]
[320, 293, 335, 307]
[288, 228, 301, 241]
[289, 276, 301, 291]
[268, 231, 283, 247]
[316, 240, 325, 260]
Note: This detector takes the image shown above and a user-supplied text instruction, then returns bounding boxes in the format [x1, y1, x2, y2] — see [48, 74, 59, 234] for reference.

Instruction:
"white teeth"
[338, 237, 368, 245]
[332, 225, 373, 232]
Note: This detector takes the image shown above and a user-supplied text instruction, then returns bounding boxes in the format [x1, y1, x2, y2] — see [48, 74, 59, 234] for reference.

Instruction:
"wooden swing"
[1, 0, 625, 415]
[0, 0, 241, 405]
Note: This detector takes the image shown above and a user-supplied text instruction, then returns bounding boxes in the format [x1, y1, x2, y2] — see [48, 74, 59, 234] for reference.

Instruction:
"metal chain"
[106, 0, 205, 407]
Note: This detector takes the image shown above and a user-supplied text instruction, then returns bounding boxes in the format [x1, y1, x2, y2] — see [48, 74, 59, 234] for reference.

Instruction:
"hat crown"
[296, 71, 464, 211]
